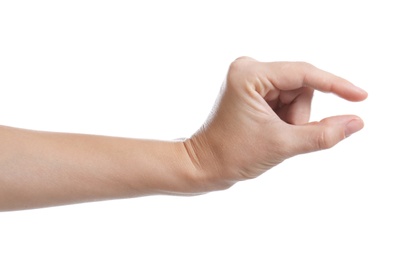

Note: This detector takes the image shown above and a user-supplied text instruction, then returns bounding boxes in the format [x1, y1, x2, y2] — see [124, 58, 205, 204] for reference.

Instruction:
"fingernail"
[345, 119, 364, 137]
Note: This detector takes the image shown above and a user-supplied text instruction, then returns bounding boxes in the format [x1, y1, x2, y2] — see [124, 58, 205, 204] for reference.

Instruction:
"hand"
[184, 57, 368, 191]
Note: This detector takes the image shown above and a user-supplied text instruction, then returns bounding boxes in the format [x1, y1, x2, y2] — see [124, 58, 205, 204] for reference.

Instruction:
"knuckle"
[316, 128, 336, 150]
[227, 57, 260, 91]
[295, 61, 314, 69]
[229, 56, 258, 71]
[234, 56, 252, 62]
[293, 62, 316, 81]
[228, 56, 252, 74]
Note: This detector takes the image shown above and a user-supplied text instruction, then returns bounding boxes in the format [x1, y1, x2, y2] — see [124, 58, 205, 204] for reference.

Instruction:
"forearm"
[0, 125, 197, 211]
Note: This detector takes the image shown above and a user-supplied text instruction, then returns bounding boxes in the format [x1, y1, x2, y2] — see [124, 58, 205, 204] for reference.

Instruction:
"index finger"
[264, 61, 368, 102]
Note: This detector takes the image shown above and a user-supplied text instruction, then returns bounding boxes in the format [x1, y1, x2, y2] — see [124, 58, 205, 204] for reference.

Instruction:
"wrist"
[181, 135, 235, 194]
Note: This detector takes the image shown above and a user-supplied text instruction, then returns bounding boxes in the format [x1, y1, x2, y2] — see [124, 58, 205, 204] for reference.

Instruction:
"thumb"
[288, 115, 365, 155]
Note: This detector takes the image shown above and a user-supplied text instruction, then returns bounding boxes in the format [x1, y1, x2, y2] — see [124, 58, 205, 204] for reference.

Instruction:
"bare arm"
[0, 57, 368, 211]
[0, 126, 200, 211]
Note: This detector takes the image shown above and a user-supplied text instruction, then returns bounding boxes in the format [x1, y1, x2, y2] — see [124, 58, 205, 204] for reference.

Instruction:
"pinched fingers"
[281, 115, 365, 157]
[263, 61, 368, 101]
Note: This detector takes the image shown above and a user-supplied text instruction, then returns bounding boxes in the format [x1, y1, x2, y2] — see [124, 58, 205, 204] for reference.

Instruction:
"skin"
[0, 57, 368, 211]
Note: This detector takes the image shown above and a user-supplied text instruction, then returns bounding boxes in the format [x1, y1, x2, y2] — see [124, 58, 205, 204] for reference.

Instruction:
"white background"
[0, 1, 419, 259]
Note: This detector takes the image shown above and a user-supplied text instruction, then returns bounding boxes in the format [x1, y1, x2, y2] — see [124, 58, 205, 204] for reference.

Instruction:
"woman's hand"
[184, 57, 368, 191]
